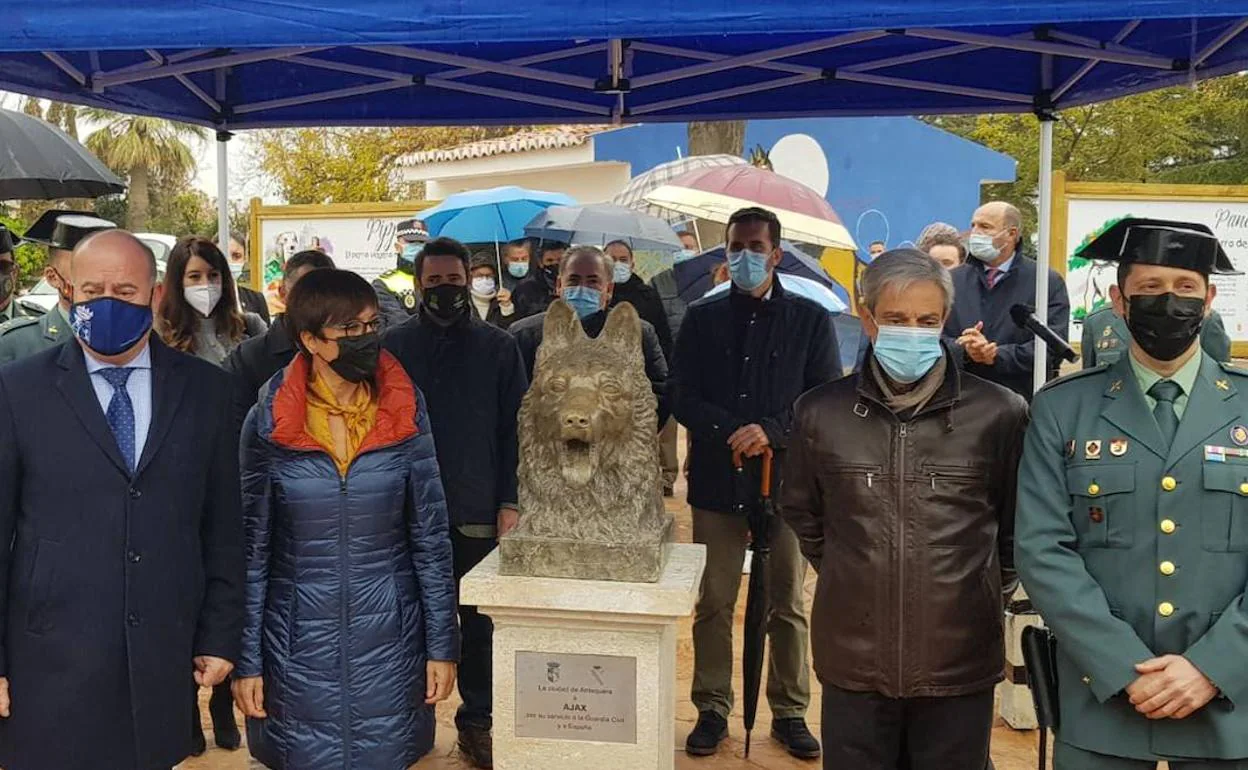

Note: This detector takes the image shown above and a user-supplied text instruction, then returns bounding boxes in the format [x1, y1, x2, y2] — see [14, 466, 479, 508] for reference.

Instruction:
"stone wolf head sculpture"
[513, 299, 667, 542]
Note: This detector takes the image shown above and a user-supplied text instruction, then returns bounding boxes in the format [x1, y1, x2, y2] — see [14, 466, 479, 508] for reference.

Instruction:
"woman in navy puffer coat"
[234, 280, 459, 770]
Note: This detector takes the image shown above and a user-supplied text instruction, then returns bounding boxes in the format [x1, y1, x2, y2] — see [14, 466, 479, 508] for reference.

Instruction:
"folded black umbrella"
[733, 447, 775, 759]
[0, 108, 126, 200]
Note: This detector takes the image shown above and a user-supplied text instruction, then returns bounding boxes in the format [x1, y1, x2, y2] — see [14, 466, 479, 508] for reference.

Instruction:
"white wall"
[425, 162, 632, 205]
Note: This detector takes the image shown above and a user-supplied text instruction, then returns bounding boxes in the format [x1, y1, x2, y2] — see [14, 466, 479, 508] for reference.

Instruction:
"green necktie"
[1149, 380, 1182, 447]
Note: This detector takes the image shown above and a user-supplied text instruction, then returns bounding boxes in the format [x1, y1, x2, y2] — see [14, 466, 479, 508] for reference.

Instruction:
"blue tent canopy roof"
[2, 2, 1247, 128]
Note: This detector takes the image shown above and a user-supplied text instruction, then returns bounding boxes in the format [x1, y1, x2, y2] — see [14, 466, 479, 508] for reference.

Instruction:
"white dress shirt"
[83, 342, 154, 462]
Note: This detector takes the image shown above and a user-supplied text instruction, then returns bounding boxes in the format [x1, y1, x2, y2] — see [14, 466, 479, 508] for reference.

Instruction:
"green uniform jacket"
[1082, 306, 1232, 368]
[1016, 355, 1248, 761]
[0, 310, 73, 365]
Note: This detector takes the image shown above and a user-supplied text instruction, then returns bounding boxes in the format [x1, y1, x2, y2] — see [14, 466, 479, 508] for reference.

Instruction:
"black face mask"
[540, 263, 559, 288]
[422, 283, 470, 325]
[1126, 292, 1206, 362]
[330, 332, 381, 383]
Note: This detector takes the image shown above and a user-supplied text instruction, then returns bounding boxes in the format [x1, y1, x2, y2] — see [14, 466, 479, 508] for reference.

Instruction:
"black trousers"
[452, 529, 497, 731]
[820, 680, 994, 770]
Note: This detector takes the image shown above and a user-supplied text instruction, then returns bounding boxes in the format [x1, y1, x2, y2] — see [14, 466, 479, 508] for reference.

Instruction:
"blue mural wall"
[592, 117, 1016, 260]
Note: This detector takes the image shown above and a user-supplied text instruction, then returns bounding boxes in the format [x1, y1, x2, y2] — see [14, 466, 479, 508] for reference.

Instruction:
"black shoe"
[190, 725, 207, 757]
[457, 724, 494, 768]
[685, 711, 728, 756]
[771, 717, 821, 759]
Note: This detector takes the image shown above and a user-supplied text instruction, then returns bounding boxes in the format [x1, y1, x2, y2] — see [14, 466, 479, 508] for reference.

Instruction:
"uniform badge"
[1102, 326, 1113, 337]
[1216, 379, 1231, 392]
[1109, 438, 1128, 457]
[47, 325, 58, 335]
[1065, 439, 1076, 459]
[1089, 506, 1104, 523]
[1109, 380, 1124, 394]
[402, 292, 417, 309]
[1085, 440, 1102, 460]
[1232, 425, 1248, 447]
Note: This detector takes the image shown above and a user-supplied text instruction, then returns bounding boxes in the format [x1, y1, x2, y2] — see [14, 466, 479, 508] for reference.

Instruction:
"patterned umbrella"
[611, 154, 747, 224]
[644, 166, 857, 250]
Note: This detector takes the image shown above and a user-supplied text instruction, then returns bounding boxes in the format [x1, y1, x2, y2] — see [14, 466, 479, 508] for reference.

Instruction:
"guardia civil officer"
[373, 218, 428, 327]
[1016, 218, 1248, 768]
[0, 226, 39, 326]
[0, 212, 115, 364]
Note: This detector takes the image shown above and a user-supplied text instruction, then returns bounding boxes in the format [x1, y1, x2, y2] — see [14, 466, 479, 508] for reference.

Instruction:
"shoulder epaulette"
[1038, 364, 1109, 393]
[0, 316, 40, 336]
[1218, 361, 1248, 377]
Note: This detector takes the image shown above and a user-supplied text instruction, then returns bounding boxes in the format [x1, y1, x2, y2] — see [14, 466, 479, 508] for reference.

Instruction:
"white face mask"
[228, 261, 245, 278]
[967, 232, 1003, 263]
[471, 276, 497, 297]
[185, 283, 223, 317]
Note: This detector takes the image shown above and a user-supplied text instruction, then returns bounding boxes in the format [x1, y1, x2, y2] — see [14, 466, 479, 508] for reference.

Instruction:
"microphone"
[1010, 304, 1078, 363]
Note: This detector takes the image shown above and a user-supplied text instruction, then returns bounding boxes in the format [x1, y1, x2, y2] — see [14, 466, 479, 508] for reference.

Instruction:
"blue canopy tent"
[5, 0, 1248, 388]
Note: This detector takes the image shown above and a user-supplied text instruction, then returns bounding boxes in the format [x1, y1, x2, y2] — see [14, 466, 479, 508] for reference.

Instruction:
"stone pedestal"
[461, 543, 706, 770]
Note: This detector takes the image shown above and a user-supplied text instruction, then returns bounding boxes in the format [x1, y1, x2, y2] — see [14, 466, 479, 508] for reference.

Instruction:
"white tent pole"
[216, 131, 231, 262]
[1034, 115, 1055, 395]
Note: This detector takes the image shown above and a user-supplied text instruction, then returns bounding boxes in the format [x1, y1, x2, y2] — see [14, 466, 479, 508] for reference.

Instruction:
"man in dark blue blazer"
[0, 229, 244, 770]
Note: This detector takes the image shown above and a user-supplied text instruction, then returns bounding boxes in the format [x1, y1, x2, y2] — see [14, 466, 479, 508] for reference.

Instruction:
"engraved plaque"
[514, 651, 637, 743]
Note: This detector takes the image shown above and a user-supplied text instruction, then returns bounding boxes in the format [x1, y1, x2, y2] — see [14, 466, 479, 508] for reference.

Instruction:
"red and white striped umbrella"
[644, 165, 856, 250]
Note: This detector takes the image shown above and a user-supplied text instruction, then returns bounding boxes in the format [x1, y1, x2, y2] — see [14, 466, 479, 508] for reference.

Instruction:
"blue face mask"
[612, 261, 633, 283]
[872, 325, 944, 384]
[562, 285, 603, 319]
[508, 262, 530, 278]
[398, 242, 421, 268]
[70, 296, 154, 357]
[727, 249, 771, 292]
[673, 248, 697, 263]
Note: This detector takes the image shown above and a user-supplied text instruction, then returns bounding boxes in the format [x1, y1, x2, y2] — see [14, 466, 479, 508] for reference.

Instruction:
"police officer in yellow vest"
[1017, 217, 1248, 769]
[0, 212, 115, 364]
[373, 217, 428, 328]
[1082, 304, 1232, 368]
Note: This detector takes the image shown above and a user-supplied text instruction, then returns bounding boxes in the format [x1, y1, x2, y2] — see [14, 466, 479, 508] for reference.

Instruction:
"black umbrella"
[733, 447, 775, 758]
[0, 108, 125, 200]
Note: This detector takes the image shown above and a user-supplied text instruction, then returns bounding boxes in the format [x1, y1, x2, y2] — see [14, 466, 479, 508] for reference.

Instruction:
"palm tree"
[84, 110, 204, 230]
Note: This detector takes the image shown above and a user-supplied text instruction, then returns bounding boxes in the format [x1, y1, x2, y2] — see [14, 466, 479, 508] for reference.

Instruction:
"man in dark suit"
[224, 248, 335, 433]
[0, 229, 244, 770]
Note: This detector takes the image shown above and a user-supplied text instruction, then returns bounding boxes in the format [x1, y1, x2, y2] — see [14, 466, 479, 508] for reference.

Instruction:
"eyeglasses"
[326, 317, 385, 338]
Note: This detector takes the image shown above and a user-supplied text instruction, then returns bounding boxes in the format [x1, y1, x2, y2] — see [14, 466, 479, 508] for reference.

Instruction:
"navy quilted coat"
[237, 351, 459, 770]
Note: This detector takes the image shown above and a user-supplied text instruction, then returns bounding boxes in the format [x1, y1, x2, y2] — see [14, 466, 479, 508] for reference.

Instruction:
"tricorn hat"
[396, 218, 429, 244]
[23, 209, 116, 251]
[0, 224, 16, 255]
[1075, 217, 1240, 275]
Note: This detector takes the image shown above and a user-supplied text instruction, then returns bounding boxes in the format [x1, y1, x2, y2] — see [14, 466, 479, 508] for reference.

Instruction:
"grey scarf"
[869, 354, 948, 415]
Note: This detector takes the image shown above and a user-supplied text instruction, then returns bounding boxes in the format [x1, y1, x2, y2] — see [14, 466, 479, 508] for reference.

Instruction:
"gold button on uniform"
[1081, 676, 1092, 685]
[1162, 476, 1177, 492]
[1088, 483, 1101, 496]
[1160, 519, 1177, 534]
[1240, 482, 1248, 495]
[1158, 602, 1175, 617]
[1159, 561, 1176, 576]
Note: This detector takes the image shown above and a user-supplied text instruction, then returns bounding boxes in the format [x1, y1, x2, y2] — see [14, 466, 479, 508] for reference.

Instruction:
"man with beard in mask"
[511, 240, 566, 321]
[0, 212, 115, 364]
[373, 218, 428, 328]
[0, 229, 243, 770]
[382, 236, 528, 770]
[0, 226, 38, 326]
[1016, 218, 1248, 769]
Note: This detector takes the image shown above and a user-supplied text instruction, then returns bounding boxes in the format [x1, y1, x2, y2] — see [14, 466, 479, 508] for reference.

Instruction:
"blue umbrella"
[674, 240, 837, 305]
[524, 204, 682, 252]
[421, 186, 576, 243]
